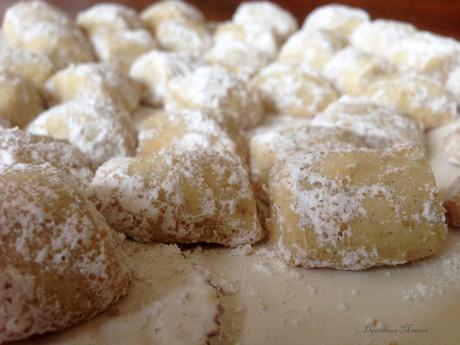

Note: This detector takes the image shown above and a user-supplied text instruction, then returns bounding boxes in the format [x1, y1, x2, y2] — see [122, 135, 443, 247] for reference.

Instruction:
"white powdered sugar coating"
[0, 127, 93, 187]
[166, 65, 264, 129]
[248, 123, 366, 199]
[303, 4, 369, 38]
[0, 164, 130, 343]
[213, 21, 279, 58]
[137, 109, 245, 159]
[27, 98, 137, 169]
[444, 127, 460, 166]
[252, 62, 337, 117]
[2, 1, 94, 69]
[45, 63, 142, 112]
[276, 154, 378, 246]
[3, 0, 72, 33]
[323, 47, 392, 95]
[155, 20, 212, 53]
[204, 40, 270, 80]
[140, 0, 204, 31]
[269, 145, 446, 270]
[278, 28, 346, 72]
[311, 95, 424, 148]
[363, 72, 458, 129]
[402, 247, 460, 302]
[350, 19, 417, 57]
[130, 50, 204, 106]
[77, 3, 144, 32]
[0, 46, 54, 87]
[89, 29, 156, 73]
[386, 31, 460, 82]
[233, 1, 298, 42]
[89, 147, 263, 246]
[447, 65, 460, 102]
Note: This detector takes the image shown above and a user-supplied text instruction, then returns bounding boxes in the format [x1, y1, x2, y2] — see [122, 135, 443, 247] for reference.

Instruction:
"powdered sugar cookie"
[155, 19, 212, 53]
[140, 0, 211, 54]
[130, 51, 203, 106]
[77, 3, 156, 73]
[137, 109, 248, 162]
[361, 72, 458, 129]
[0, 128, 93, 188]
[166, 65, 264, 129]
[213, 21, 279, 58]
[2, 0, 72, 31]
[0, 46, 54, 88]
[303, 4, 369, 38]
[311, 96, 424, 148]
[77, 3, 144, 33]
[141, 0, 204, 33]
[386, 31, 460, 82]
[251, 62, 338, 118]
[249, 123, 366, 201]
[27, 99, 137, 168]
[278, 29, 346, 72]
[0, 164, 131, 343]
[89, 148, 263, 246]
[444, 127, 460, 166]
[323, 47, 393, 95]
[350, 19, 416, 58]
[45, 63, 142, 112]
[233, 1, 298, 42]
[89, 29, 156, 74]
[0, 70, 44, 128]
[2, 1, 94, 70]
[268, 145, 447, 270]
[204, 40, 270, 80]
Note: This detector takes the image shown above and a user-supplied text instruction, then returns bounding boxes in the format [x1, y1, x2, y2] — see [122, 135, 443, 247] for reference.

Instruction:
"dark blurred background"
[1, 0, 459, 40]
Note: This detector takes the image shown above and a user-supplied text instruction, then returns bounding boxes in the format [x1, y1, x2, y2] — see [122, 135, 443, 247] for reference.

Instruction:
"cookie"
[0, 164, 131, 343]
[268, 145, 447, 270]
[89, 147, 263, 246]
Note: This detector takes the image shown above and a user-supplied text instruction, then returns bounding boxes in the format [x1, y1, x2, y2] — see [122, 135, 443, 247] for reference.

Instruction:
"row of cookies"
[1, 1, 458, 133]
[0, 1, 453, 261]
[0, 1, 456, 343]
[0, 1, 451, 270]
